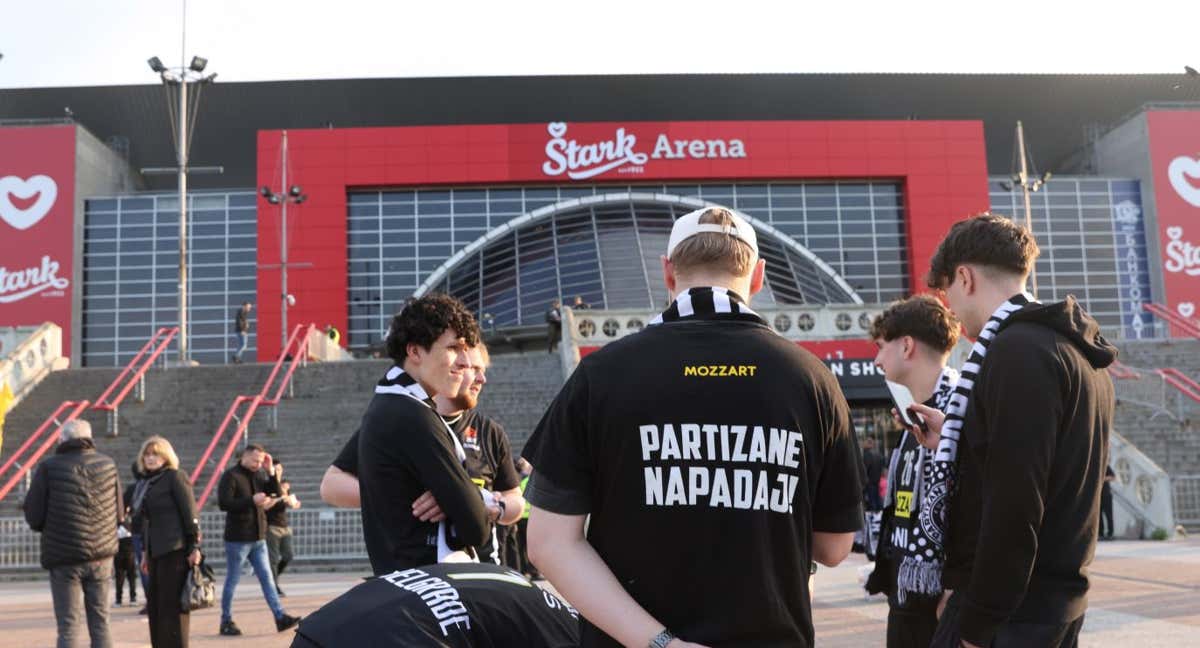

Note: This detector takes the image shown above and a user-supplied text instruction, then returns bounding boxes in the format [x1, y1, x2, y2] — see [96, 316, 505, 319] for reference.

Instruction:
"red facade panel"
[254, 121, 989, 361]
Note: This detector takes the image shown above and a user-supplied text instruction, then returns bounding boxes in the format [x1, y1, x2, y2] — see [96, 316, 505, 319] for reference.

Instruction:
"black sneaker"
[137, 606, 148, 615]
[220, 620, 243, 636]
[275, 613, 301, 632]
[276, 588, 286, 598]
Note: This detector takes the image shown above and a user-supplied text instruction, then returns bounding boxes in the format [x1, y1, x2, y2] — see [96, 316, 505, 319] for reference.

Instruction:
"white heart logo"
[0, 175, 58, 230]
[547, 122, 567, 138]
[1168, 156, 1200, 208]
[1180, 302, 1196, 319]
[1167, 226, 1183, 240]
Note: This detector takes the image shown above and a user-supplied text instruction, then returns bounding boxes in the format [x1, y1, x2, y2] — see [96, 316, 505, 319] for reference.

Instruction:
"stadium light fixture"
[147, 56, 167, 74]
[189, 56, 208, 73]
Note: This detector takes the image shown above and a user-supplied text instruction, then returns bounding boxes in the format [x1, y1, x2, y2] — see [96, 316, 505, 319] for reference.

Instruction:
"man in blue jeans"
[217, 444, 300, 635]
[232, 302, 252, 363]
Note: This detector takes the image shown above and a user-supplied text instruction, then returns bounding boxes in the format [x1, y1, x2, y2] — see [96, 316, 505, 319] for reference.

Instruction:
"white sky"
[0, 0, 1195, 89]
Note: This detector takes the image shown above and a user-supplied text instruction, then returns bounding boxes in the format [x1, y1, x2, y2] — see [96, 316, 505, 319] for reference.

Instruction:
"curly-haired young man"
[354, 293, 494, 575]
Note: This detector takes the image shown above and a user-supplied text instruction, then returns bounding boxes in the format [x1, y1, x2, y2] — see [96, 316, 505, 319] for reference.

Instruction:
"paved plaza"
[0, 538, 1195, 646]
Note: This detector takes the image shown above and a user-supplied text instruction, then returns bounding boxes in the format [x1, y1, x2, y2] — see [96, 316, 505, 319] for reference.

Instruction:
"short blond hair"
[669, 208, 755, 277]
[137, 436, 180, 472]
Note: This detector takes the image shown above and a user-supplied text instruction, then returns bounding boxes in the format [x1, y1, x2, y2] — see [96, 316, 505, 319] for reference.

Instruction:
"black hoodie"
[944, 297, 1116, 646]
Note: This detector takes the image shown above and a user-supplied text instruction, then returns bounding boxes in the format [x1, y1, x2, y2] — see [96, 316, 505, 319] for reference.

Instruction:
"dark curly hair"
[926, 213, 1040, 289]
[385, 294, 480, 364]
[869, 294, 961, 354]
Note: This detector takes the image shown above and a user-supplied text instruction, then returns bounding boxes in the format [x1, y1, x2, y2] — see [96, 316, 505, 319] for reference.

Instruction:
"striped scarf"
[889, 365, 958, 604]
[912, 293, 1033, 597]
[649, 286, 767, 326]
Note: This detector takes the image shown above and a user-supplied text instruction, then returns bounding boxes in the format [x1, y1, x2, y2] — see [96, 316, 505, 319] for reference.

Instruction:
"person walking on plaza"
[523, 207, 865, 647]
[23, 419, 122, 648]
[908, 214, 1116, 648]
[132, 436, 200, 648]
[232, 302, 253, 363]
[1100, 465, 1117, 540]
[863, 295, 961, 648]
[113, 520, 137, 608]
[217, 444, 300, 636]
[126, 462, 150, 613]
[265, 461, 301, 596]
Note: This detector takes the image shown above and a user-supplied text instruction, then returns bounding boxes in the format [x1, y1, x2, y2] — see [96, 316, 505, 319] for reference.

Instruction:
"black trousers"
[887, 600, 938, 648]
[114, 540, 138, 603]
[147, 549, 191, 648]
[931, 591, 1084, 648]
[1100, 493, 1114, 538]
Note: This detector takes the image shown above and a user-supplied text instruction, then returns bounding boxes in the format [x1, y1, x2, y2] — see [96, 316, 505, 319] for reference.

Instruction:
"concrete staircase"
[1111, 339, 1200, 479]
[0, 352, 565, 518]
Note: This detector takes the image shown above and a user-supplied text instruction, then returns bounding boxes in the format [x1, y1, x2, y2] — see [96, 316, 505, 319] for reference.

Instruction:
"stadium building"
[1, 73, 1198, 394]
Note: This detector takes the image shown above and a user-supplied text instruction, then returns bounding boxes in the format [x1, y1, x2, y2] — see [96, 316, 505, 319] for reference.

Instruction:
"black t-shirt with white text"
[522, 287, 865, 648]
[291, 562, 580, 648]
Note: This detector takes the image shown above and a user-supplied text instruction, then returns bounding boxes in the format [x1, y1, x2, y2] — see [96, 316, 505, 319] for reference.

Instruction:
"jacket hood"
[1000, 296, 1118, 369]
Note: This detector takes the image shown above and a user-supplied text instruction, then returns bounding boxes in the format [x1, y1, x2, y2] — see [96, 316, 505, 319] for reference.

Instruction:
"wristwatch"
[493, 498, 507, 523]
[648, 629, 675, 648]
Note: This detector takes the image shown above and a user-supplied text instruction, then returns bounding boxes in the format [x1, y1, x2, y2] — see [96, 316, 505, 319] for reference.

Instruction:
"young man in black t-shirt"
[411, 344, 527, 563]
[353, 295, 494, 575]
[290, 562, 580, 648]
[320, 343, 521, 564]
[522, 207, 865, 648]
[863, 295, 961, 648]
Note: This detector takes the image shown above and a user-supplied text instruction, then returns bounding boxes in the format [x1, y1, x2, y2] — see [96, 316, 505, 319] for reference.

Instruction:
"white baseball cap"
[666, 207, 759, 259]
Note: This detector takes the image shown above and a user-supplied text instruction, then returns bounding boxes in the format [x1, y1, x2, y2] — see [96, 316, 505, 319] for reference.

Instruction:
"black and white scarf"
[375, 365, 477, 563]
[887, 366, 958, 603]
[648, 286, 767, 326]
[915, 293, 1033, 595]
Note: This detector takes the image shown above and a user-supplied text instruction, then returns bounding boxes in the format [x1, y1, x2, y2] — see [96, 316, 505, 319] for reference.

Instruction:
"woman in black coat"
[133, 436, 201, 648]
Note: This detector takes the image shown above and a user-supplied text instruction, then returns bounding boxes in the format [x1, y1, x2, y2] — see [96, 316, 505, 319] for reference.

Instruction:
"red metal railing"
[1155, 368, 1200, 403]
[191, 324, 316, 508]
[91, 327, 179, 436]
[1143, 302, 1200, 340]
[0, 400, 91, 501]
[193, 395, 264, 508]
[1108, 361, 1140, 380]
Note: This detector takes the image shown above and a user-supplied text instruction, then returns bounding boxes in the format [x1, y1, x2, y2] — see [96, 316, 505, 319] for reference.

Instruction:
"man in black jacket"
[216, 444, 300, 636]
[910, 214, 1116, 648]
[23, 419, 122, 648]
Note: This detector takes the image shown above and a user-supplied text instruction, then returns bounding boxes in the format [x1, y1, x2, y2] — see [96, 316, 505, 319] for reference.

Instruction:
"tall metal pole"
[280, 131, 289, 354]
[177, 78, 190, 363]
[1016, 120, 1037, 298]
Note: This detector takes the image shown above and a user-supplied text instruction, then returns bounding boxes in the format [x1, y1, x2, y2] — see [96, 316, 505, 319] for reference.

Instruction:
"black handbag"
[181, 556, 216, 612]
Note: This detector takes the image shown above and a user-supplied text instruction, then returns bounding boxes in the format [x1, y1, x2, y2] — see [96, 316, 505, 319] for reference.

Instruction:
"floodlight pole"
[177, 78, 190, 364]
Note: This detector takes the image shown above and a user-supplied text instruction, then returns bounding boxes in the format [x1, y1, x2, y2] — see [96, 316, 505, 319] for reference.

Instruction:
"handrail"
[190, 395, 254, 485]
[92, 327, 178, 412]
[1108, 361, 1140, 380]
[1143, 303, 1200, 340]
[190, 323, 316, 506]
[0, 400, 90, 501]
[262, 324, 315, 405]
[1156, 368, 1200, 403]
[196, 395, 263, 509]
[0, 401, 75, 482]
[257, 324, 311, 403]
